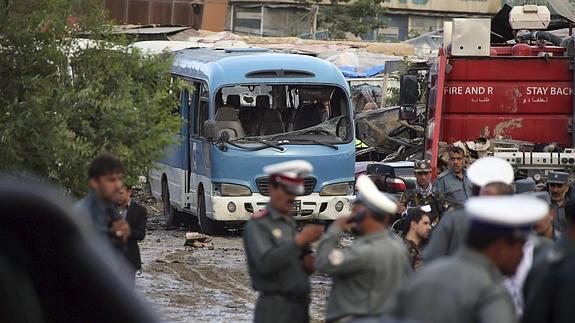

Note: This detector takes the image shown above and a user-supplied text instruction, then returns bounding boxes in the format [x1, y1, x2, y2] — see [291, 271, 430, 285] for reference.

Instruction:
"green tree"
[0, 0, 181, 195]
[307, 0, 388, 39]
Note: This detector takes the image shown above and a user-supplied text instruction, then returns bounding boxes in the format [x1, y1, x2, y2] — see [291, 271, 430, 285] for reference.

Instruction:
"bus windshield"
[215, 84, 351, 144]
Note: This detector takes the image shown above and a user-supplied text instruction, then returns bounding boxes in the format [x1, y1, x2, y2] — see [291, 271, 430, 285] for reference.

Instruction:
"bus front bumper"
[211, 193, 353, 221]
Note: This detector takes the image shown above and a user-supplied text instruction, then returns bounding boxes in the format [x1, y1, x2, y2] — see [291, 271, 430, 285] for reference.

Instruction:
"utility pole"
[311, 5, 318, 40]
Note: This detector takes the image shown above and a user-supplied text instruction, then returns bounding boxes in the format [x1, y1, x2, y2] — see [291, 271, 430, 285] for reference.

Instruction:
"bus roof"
[170, 48, 349, 92]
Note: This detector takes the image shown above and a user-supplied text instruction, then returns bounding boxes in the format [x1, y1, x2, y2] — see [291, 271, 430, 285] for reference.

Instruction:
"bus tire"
[198, 190, 221, 235]
[162, 180, 180, 229]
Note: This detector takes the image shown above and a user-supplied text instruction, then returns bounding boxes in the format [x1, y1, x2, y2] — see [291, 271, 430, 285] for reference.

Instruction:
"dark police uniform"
[399, 188, 446, 225]
[243, 206, 311, 323]
[400, 160, 447, 224]
[523, 236, 575, 323]
[423, 208, 469, 262]
[547, 171, 571, 233]
[388, 248, 516, 323]
[387, 195, 549, 323]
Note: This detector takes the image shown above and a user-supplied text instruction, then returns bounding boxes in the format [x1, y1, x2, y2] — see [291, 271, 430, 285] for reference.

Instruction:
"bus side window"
[190, 81, 208, 137]
[189, 83, 199, 136]
[198, 100, 209, 138]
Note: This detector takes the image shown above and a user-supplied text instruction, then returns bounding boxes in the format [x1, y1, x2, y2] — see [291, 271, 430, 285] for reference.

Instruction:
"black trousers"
[254, 293, 309, 323]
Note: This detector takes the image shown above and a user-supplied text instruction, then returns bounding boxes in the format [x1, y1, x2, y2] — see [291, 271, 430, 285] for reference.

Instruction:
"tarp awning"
[338, 65, 386, 78]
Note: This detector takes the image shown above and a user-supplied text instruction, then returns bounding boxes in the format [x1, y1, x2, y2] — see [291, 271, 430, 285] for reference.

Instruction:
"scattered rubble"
[184, 232, 215, 249]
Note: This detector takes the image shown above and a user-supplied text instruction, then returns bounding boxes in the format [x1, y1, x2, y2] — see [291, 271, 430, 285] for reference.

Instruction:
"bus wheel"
[198, 190, 222, 235]
[162, 181, 178, 229]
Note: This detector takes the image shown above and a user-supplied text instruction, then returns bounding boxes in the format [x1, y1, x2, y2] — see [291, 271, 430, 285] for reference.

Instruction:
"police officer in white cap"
[243, 160, 324, 323]
[315, 175, 411, 322]
[386, 195, 549, 323]
[424, 157, 515, 262]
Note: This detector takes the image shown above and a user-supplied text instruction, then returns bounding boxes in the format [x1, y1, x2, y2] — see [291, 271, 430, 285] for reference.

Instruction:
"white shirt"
[118, 199, 132, 219]
[503, 235, 535, 319]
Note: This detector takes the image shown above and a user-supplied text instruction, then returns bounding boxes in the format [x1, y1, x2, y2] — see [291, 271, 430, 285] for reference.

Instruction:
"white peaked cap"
[355, 175, 397, 214]
[465, 195, 548, 227]
[467, 157, 514, 186]
[263, 160, 313, 179]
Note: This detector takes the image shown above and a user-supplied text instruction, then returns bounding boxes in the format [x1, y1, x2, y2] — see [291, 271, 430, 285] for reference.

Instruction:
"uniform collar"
[267, 205, 294, 224]
[449, 168, 466, 180]
[458, 247, 502, 280]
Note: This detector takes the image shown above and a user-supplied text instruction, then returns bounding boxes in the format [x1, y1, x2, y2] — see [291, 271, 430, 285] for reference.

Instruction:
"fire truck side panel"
[439, 54, 573, 147]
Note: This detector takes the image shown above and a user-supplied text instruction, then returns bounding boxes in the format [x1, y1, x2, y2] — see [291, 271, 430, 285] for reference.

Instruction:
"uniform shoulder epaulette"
[436, 170, 449, 179]
[252, 210, 269, 219]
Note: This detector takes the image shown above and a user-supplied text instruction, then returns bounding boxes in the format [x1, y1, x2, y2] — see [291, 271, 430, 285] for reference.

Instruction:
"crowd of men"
[243, 147, 575, 323]
[77, 155, 148, 285]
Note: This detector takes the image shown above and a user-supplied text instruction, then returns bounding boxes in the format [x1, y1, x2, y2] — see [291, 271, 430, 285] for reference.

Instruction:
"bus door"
[188, 81, 212, 212]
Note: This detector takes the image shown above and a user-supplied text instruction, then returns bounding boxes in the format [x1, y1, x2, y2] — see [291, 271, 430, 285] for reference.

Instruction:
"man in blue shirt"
[434, 146, 473, 210]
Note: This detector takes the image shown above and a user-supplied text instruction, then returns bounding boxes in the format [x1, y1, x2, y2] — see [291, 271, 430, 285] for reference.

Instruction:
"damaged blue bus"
[150, 47, 355, 234]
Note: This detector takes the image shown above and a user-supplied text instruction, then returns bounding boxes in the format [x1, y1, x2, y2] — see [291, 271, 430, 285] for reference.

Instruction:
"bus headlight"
[320, 182, 354, 196]
[213, 183, 252, 197]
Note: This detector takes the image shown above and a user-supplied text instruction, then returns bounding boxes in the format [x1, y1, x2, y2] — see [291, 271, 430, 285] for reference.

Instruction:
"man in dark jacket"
[77, 155, 130, 247]
[118, 185, 148, 284]
[523, 200, 575, 323]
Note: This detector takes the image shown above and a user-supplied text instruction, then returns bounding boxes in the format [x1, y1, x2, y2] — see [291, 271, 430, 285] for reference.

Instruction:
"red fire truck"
[400, 4, 575, 181]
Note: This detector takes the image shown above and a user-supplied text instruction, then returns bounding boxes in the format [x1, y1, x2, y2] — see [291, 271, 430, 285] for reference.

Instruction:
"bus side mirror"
[399, 74, 419, 106]
[399, 105, 417, 121]
[204, 120, 216, 141]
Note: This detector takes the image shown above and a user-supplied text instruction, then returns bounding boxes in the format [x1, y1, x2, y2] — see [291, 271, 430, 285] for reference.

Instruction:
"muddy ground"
[133, 190, 331, 322]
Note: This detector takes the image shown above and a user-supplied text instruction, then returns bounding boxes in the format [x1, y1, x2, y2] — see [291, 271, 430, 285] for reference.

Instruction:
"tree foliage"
[315, 0, 388, 39]
[0, 0, 181, 196]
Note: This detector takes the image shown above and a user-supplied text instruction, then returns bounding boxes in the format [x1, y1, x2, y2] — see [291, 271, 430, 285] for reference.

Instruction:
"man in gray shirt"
[433, 146, 472, 209]
[386, 195, 549, 323]
[315, 175, 411, 322]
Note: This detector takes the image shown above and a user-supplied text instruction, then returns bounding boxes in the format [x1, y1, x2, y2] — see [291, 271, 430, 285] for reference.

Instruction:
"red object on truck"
[426, 44, 574, 177]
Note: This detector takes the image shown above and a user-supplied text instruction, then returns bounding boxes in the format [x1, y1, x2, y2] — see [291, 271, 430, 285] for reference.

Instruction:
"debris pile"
[184, 232, 214, 250]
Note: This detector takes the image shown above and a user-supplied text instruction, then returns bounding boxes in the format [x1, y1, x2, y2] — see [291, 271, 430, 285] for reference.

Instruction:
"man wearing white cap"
[386, 195, 549, 323]
[424, 157, 515, 262]
[243, 160, 324, 323]
[315, 175, 411, 322]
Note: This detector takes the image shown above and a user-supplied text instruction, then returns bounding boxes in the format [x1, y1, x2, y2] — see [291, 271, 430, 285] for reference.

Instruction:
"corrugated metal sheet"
[127, 0, 150, 24]
[105, 0, 127, 22]
[105, 0, 207, 29]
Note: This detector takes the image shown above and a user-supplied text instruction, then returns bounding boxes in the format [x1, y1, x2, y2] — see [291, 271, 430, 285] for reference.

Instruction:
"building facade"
[104, 0, 228, 31]
[225, 0, 507, 40]
[103, 0, 510, 39]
